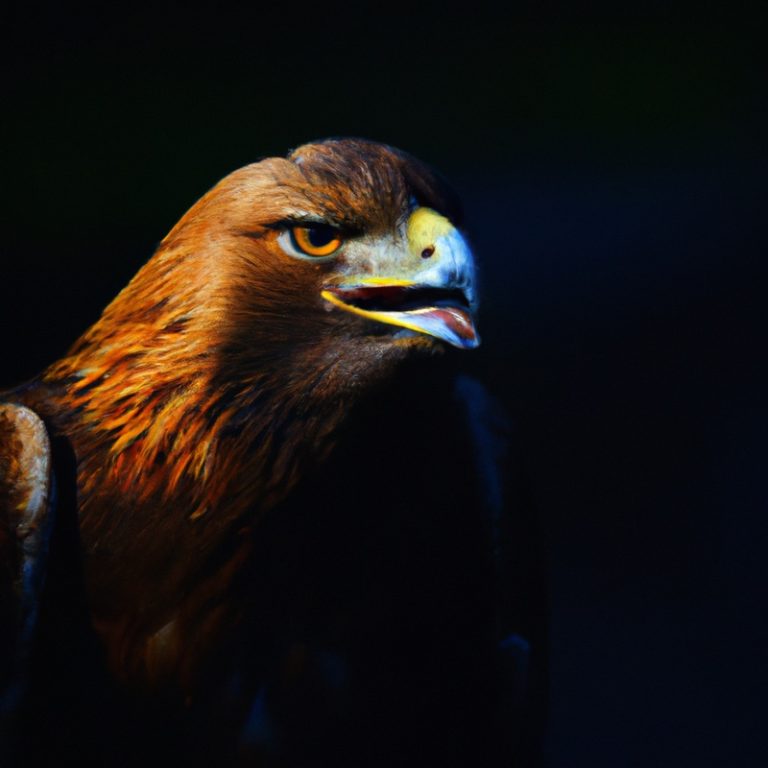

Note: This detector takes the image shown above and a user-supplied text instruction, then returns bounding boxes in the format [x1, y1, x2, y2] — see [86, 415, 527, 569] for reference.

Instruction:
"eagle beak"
[321, 208, 480, 349]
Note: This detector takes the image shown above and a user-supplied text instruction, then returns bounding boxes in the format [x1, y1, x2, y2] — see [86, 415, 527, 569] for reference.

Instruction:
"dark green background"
[1, 5, 765, 766]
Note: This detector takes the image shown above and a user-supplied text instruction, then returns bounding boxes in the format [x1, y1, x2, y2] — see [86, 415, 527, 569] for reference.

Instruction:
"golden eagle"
[1, 139, 544, 767]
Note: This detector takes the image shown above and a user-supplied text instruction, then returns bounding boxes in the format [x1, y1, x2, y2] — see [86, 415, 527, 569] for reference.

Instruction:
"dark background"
[1, 4, 765, 766]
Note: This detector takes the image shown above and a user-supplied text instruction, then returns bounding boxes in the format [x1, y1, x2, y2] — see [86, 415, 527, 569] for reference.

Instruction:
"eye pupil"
[306, 224, 336, 248]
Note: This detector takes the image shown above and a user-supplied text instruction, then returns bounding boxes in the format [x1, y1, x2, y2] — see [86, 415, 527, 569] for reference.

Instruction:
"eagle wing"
[0, 403, 55, 721]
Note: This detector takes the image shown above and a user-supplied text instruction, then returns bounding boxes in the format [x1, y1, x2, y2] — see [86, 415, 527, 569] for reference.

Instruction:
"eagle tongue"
[411, 306, 479, 349]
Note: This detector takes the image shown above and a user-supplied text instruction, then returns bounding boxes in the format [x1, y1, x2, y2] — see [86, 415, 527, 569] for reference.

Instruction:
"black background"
[1, 4, 765, 766]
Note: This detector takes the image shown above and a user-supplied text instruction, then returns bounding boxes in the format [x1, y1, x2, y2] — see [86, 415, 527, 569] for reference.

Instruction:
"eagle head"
[154, 138, 479, 386]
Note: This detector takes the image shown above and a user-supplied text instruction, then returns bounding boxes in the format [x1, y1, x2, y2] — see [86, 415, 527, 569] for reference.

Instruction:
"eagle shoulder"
[0, 403, 54, 717]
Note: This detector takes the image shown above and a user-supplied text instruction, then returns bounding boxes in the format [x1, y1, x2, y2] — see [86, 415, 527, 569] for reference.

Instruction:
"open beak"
[321, 283, 478, 349]
[321, 208, 480, 350]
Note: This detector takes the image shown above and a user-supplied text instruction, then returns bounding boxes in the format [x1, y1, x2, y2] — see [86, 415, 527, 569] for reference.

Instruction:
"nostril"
[421, 246, 435, 259]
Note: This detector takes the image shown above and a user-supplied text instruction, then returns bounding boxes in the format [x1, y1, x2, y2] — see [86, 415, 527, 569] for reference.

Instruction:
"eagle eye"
[287, 224, 343, 258]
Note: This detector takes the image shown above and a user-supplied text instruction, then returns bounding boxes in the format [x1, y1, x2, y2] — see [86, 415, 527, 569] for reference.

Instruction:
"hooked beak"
[321, 208, 480, 350]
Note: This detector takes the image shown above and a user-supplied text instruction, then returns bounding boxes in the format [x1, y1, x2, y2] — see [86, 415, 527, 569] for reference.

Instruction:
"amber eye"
[289, 224, 343, 257]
